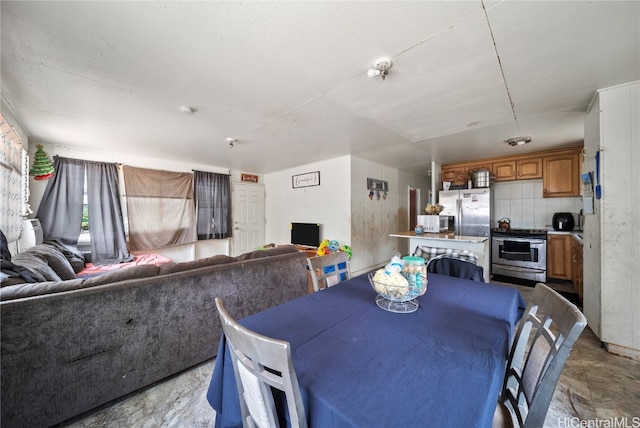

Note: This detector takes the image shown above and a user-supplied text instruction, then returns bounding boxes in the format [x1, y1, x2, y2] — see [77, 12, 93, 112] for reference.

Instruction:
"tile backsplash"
[492, 179, 582, 229]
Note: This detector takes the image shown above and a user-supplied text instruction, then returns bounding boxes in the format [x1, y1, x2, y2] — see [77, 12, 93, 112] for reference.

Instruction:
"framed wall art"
[292, 171, 320, 188]
[367, 178, 388, 191]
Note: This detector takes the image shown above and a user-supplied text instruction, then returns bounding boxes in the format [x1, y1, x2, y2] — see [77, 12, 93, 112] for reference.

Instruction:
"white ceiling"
[1, 1, 638, 175]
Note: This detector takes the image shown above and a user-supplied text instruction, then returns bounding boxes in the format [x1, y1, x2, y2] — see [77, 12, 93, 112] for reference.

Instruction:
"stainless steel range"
[491, 229, 547, 282]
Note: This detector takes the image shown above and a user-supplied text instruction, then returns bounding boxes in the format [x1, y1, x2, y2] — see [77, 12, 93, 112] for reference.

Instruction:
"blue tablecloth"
[207, 272, 525, 428]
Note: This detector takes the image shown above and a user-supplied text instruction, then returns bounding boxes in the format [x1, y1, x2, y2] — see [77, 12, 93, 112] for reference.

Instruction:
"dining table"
[207, 271, 526, 428]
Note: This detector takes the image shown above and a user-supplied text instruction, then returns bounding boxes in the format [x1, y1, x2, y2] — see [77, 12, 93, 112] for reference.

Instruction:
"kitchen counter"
[389, 231, 489, 243]
[547, 229, 583, 245]
[390, 231, 490, 281]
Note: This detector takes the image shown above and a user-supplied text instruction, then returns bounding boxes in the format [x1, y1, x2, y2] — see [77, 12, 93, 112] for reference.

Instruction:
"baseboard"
[605, 343, 640, 362]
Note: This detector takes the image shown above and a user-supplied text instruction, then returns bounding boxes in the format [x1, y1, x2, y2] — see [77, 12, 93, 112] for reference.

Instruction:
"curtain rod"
[117, 164, 229, 176]
[192, 169, 231, 176]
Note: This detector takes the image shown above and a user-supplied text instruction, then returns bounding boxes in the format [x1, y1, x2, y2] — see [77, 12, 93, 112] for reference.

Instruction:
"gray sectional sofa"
[0, 245, 308, 428]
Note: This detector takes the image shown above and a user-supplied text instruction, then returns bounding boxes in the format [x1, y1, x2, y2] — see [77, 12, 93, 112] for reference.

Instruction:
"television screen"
[291, 223, 320, 247]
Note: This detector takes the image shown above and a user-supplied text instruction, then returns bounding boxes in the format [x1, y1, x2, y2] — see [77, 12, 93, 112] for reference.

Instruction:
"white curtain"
[0, 114, 25, 243]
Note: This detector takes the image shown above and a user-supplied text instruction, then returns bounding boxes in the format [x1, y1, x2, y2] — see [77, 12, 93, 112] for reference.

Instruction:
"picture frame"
[292, 171, 320, 188]
[367, 178, 388, 191]
[241, 173, 259, 183]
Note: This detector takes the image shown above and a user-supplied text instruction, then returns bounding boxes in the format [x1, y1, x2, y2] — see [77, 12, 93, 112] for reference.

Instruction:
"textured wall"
[349, 156, 428, 275]
[264, 155, 351, 249]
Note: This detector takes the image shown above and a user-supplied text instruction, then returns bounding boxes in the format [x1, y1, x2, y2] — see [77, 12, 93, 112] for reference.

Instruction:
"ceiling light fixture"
[227, 137, 237, 148]
[367, 57, 392, 80]
[180, 106, 193, 114]
[506, 136, 532, 146]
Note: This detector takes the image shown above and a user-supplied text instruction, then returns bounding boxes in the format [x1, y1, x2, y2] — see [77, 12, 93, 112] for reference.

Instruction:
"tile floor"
[60, 282, 640, 428]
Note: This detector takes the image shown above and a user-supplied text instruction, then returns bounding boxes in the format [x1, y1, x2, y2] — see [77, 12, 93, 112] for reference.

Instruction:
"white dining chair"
[215, 298, 308, 428]
[306, 252, 351, 292]
[493, 283, 587, 428]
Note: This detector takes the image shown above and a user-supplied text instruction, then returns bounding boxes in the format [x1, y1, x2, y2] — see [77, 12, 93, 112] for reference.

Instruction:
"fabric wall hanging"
[29, 144, 55, 180]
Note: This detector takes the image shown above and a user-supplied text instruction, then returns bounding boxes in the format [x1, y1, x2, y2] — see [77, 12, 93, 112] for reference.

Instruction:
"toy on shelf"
[317, 239, 352, 258]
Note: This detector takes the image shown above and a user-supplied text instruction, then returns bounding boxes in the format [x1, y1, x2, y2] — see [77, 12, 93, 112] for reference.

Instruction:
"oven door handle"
[501, 250, 534, 255]
[493, 264, 546, 274]
[493, 238, 546, 245]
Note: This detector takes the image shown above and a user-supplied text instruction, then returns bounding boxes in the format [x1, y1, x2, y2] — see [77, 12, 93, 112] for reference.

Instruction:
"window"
[78, 178, 91, 251]
[194, 171, 231, 240]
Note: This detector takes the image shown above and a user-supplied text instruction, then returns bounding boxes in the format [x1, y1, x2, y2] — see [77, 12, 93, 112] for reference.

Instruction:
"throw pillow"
[25, 244, 76, 280]
[43, 239, 86, 273]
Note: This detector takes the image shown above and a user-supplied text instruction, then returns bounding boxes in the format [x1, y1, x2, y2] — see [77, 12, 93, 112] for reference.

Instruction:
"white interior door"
[231, 182, 265, 256]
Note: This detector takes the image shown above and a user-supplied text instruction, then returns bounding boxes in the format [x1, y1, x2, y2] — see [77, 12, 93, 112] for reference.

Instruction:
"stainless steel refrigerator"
[438, 188, 492, 237]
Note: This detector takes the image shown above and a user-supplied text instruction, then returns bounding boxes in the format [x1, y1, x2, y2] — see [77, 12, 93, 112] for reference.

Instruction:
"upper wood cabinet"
[493, 158, 541, 181]
[465, 162, 493, 175]
[442, 146, 582, 194]
[492, 160, 517, 181]
[517, 157, 543, 179]
[442, 162, 493, 186]
[543, 151, 581, 197]
[441, 165, 468, 186]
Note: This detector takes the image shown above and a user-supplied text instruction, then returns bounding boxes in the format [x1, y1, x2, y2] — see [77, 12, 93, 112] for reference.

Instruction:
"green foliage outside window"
[81, 205, 89, 231]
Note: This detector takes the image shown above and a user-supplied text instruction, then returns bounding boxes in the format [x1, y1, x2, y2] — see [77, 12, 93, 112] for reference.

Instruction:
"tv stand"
[294, 245, 318, 293]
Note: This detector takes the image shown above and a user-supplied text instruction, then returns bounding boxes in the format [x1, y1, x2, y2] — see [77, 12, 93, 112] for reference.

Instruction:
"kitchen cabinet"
[547, 233, 572, 280]
[492, 160, 516, 181]
[465, 162, 493, 176]
[543, 151, 581, 197]
[441, 165, 468, 186]
[441, 146, 581, 187]
[571, 237, 583, 303]
[442, 162, 493, 186]
[493, 157, 542, 181]
[517, 157, 543, 179]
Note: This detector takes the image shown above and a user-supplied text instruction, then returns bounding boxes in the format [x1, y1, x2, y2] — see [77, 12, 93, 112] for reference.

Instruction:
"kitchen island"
[390, 231, 490, 282]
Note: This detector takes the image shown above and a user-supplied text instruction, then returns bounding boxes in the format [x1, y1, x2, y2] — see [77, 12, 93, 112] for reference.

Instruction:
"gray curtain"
[194, 171, 231, 239]
[37, 156, 131, 265]
[86, 160, 132, 265]
[37, 156, 84, 245]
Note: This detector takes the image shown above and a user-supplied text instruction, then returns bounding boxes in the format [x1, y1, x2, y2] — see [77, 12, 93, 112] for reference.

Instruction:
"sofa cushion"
[11, 253, 61, 282]
[25, 244, 76, 280]
[159, 255, 234, 275]
[81, 264, 160, 288]
[0, 278, 86, 301]
[1, 276, 27, 287]
[234, 245, 299, 261]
